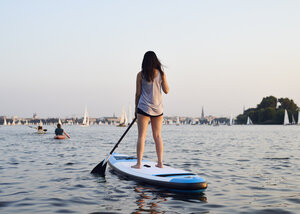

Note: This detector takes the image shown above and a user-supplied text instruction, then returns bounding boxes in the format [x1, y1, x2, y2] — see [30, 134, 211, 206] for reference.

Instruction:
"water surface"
[0, 125, 299, 213]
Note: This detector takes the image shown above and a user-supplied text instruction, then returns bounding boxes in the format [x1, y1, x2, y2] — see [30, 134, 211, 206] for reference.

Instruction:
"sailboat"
[176, 116, 180, 126]
[291, 115, 296, 125]
[3, 117, 7, 126]
[82, 106, 89, 127]
[58, 118, 62, 125]
[12, 117, 16, 126]
[128, 104, 133, 125]
[283, 109, 290, 125]
[246, 116, 253, 125]
[118, 106, 128, 127]
[191, 118, 196, 125]
[228, 114, 233, 126]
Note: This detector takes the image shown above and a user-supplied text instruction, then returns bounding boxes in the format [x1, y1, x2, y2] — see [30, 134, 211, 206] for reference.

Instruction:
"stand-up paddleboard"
[54, 135, 66, 140]
[108, 153, 207, 193]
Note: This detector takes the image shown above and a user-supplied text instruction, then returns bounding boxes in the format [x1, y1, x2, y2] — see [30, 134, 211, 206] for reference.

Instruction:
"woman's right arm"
[135, 72, 142, 116]
[161, 73, 169, 94]
[64, 131, 71, 138]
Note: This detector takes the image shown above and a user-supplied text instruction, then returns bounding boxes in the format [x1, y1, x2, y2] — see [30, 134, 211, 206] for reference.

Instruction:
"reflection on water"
[134, 186, 167, 214]
[133, 185, 207, 214]
[0, 125, 299, 213]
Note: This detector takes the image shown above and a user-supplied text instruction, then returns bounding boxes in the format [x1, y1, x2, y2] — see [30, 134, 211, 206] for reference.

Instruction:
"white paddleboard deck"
[108, 153, 207, 192]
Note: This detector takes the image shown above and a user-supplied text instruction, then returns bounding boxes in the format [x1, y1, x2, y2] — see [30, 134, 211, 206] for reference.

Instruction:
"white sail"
[82, 106, 89, 126]
[176, 116, 180, 125]
[128, 104, 133, 124]
[298, 111, 300, 125]
[3, 117, 7, 126]
[58, 118, 62, 125]
[39, 120, 43, 126]
[229, 114, 233, 126]
[283, 109, 290, 125]
[119, 106, 128, 125]
[291, 115, 296, 125]
[246, 116, 253, 125]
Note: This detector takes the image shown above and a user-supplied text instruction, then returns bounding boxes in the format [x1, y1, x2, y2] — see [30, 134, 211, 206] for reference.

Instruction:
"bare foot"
[131, 164, 141, 169]
[155, 163, 163, 168]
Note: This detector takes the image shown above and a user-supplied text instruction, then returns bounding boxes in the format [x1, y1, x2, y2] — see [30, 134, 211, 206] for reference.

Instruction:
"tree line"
[236, 96, 299, 124]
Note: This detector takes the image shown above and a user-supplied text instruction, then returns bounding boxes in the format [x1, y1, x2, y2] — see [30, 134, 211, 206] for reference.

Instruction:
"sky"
[1, 0, 299, 118]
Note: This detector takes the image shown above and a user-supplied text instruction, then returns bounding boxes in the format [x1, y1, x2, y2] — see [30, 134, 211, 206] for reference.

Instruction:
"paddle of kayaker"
[131, 51, 169, 169]
[55, 123, 71, 139]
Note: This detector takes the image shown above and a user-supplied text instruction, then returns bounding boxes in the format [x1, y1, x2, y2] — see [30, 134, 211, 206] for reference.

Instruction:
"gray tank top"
[138, 72, 163, 116]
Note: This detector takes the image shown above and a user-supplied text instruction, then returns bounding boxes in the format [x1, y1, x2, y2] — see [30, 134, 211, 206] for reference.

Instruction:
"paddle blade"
[91, 159, 108, 176]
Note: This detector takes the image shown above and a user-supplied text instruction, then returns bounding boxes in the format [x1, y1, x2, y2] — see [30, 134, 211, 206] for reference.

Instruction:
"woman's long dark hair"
[141, 51, 164, 82]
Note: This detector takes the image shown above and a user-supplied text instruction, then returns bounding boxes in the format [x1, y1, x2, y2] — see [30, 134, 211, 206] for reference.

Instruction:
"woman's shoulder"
[137, 72, 142, 79]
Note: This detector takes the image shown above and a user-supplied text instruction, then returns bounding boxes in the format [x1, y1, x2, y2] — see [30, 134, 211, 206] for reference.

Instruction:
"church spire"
[201, 106, 204, 119]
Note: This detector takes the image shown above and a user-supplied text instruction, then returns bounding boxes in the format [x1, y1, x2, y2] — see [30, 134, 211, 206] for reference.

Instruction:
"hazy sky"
[1, 0, 299, 118]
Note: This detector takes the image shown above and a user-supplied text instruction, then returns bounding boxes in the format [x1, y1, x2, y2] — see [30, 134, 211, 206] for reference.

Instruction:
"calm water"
[0, 125, 299, 213]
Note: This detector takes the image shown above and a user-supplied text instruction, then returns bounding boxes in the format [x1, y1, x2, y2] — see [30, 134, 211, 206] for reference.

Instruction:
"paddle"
[91, 117, 137, 176]
[28, 126, 47, 132]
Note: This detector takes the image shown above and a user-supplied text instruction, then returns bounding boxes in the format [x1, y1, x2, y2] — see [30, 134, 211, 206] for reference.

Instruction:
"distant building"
[104, 116, 118, 124]
[201, 106, 205, 120]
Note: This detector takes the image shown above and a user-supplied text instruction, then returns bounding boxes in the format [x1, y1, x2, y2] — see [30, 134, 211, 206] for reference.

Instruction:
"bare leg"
[131, 114, 150, 169]
[150, 115, 164, 168]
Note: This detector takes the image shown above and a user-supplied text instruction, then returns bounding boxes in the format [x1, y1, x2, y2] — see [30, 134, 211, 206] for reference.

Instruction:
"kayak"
[54, 135, 66, 140]
[108, 153, 207, 193]
[37, 130, 46, 134]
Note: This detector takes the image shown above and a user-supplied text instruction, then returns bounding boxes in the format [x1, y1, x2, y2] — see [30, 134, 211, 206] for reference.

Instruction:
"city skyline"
[1, 1, 299, 118]
[0, 105, 217, 119]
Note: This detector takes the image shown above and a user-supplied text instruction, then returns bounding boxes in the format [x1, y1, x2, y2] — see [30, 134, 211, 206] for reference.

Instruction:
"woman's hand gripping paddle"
[91, 117, 137, 176]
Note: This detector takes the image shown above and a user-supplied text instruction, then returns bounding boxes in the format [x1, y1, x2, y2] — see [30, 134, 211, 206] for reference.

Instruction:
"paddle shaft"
[110, 117, 137, 155]
[28, 126, 47, 132]
[91, 117, 137, 175]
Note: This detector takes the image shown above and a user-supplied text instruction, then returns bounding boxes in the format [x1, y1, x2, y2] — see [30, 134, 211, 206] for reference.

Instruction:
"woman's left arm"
[135, 72, 142, 116]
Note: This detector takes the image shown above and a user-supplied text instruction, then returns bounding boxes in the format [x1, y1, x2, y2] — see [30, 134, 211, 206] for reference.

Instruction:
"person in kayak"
[36, 125, 47, 134]
[132, 51, 169, 169]
[55, 123, 71, 138]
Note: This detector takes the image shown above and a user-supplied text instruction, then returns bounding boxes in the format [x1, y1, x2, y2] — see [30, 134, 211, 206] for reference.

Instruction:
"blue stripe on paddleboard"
[170, 177, 206, 183]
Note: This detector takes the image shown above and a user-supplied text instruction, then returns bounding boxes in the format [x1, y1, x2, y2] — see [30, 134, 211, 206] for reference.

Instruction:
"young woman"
[132, 51, 169, 169]
[55, 123, 71, 138]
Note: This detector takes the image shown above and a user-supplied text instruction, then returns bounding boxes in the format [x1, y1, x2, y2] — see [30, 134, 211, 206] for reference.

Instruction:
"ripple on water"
[241, 208, 294, 214]
[0, 201, 13, 207]
[286, 198, 300, 204]
[55, 209, 75, 213]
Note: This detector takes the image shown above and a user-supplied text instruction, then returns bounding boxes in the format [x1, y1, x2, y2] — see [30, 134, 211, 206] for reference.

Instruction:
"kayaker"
[55, 123, 71, 138]
[36, 125, 46, 134]
[132, 51, 169, 169]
